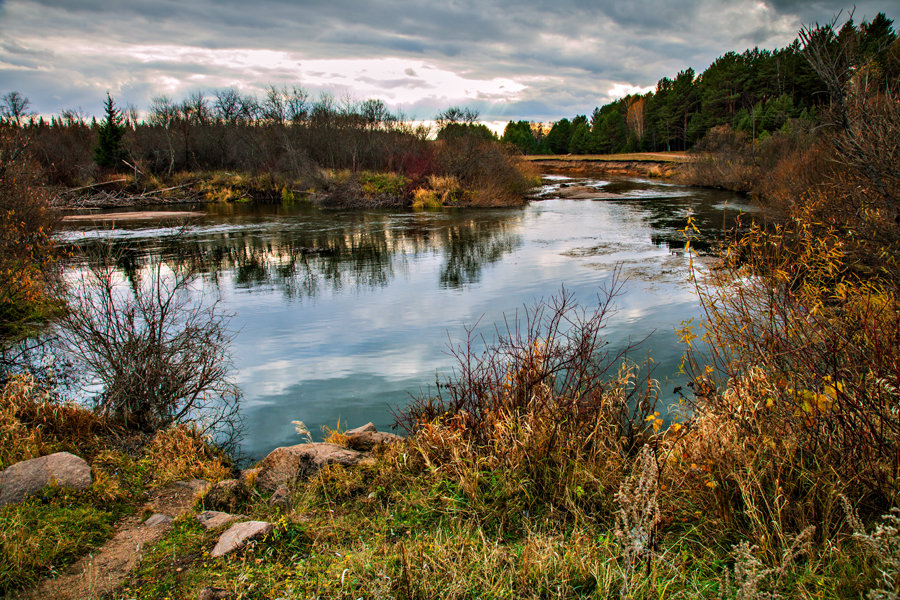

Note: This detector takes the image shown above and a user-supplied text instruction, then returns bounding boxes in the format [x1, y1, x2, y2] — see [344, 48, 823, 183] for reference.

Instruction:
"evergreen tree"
[94, 92, 127, 170]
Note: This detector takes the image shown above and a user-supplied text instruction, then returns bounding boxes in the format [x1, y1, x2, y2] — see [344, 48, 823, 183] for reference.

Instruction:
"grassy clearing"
[113, 443, 886, 600]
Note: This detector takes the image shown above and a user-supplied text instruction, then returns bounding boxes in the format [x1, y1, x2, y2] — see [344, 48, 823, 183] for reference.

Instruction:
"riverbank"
[2, 373, 893, 599]
[50, 163, 539, 212]
[524, 152, 691, 179]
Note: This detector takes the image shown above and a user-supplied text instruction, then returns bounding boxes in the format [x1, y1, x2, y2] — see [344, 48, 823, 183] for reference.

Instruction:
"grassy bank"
[54, 154, 538, 211]
[0, 374, 232, 594]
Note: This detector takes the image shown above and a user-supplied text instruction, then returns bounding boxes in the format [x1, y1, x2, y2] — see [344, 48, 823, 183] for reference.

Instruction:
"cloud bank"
[0, 0, 894, 121]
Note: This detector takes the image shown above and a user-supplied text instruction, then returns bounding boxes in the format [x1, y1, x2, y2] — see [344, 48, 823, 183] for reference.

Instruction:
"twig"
[65, 179, 128, 193]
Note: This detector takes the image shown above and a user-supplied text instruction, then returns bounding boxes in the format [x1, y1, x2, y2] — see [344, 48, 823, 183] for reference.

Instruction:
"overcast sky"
[0, 0, 896, 125]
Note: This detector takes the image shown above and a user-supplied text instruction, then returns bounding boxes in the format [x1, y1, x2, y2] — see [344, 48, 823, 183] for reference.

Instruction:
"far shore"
[525, 152, 691, 178]
[61, 210, 206, 222]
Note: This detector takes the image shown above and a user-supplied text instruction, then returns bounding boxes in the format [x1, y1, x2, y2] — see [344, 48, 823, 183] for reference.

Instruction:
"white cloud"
[607, 83, 656, 100]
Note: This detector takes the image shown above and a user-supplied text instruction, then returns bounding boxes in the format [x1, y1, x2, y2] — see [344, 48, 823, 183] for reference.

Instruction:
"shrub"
[0, 126, 58, 348]
[434, 136, 537, 206]
[398, 281, 659, 522]
[56, 248, 241, 438]
[676, 210, 900, 546]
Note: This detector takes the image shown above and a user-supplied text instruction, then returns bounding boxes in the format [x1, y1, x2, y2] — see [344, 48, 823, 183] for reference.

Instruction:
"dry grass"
[143, 424, 231, 485]
[0, 373, 108, 469]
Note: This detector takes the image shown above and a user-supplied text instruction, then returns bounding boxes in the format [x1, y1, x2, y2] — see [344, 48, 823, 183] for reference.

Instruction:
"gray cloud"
[0, 0, 896, 121]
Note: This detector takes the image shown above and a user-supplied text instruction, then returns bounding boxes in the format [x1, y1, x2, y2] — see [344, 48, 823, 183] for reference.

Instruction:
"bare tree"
[56, 248, 241, 437]
[285, 86, 309, 124]
[262, 85, 287, 124]
[213, 88, 242, 124]
[1, 92, 32, 126]
[436, 106, 479, 126]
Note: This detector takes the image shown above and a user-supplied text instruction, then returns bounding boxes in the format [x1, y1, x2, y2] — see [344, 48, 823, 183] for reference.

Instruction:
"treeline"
[502, 12, 898, 154]
[4, 88, 432, 187]
[0, 88, 534, 208]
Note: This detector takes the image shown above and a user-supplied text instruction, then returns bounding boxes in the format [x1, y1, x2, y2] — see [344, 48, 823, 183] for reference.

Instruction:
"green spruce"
[94, 92, 126, 170]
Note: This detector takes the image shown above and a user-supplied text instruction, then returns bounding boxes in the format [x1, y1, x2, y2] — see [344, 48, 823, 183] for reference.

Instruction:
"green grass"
[0, 488, 119, 593]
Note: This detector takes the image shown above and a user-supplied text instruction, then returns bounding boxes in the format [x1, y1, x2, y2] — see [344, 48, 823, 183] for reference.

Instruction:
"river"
[60, 176, 750, 461]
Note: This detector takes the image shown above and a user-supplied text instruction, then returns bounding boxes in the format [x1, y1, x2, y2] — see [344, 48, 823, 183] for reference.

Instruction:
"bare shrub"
[56, 248, 241, 439]
[398, 278, 659, 521]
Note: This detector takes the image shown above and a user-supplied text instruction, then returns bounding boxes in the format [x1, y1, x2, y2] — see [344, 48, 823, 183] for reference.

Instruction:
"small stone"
[344, 422, 402, 451]
[0, 452, 92, 507]
[198, 586, 230, 600]
[196, 510, 241, 531]
[210, 521, 274, 558]
[144, 513, 173, 527]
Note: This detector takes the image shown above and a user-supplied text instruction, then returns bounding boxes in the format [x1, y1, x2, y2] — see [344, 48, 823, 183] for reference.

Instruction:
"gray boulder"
[210, 520, 274, 558]
[255, 442, 368, 492]
[0, 451, 92, 507]
[344, 422, 402, 451]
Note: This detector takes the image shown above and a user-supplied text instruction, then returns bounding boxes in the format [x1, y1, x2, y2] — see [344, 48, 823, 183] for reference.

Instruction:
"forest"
[501, 12, 898, 155]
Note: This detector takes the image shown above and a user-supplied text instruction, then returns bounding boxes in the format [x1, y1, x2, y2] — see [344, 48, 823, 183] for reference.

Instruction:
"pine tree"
[94, 92, 126, 170]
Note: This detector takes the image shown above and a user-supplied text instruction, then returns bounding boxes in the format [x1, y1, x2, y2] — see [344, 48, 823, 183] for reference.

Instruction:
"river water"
[60, 176, 749, 460]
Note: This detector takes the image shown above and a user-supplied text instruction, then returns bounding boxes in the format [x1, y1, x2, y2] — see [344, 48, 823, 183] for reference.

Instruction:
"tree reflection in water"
[65, 208, 525, 299]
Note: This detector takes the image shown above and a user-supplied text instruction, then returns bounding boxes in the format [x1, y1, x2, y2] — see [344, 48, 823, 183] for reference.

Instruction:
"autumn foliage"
[0, 125, 57, 345]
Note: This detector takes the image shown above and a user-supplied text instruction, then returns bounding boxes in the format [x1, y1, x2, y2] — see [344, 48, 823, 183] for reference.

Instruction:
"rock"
[210, 521, 274, 558]
[201, 479, 248, 513]
[255, 443, 367, 492]
[0, 451, 92, 507]
[144, 513, 173, 527]
[239, 468, 259, 488]
[268, 484, 290, 507]
[198, 586, 230, 600]
[196, 510, 241, 531]
[344, 422, 402, 451]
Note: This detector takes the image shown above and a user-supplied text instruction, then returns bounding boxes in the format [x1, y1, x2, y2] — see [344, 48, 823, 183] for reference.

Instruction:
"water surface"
[62, 177, 747, 460]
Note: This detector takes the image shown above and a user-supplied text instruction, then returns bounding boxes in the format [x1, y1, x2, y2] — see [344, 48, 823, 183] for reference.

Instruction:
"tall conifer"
[94, 92, 126, 170]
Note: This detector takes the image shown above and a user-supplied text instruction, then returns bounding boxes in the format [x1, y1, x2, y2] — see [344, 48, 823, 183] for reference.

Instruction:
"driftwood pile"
[51, 181, 202, 209]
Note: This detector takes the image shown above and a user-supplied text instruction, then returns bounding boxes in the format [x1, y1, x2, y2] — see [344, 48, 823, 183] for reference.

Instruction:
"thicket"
[502, 12, 897, 156]
[2, 91, 534, 208]
[0, 125, 58, 354]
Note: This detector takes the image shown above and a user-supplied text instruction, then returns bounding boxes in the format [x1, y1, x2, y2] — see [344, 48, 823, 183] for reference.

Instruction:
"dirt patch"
[24, 480, 208, 600]
[62, 211, 205, 222]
